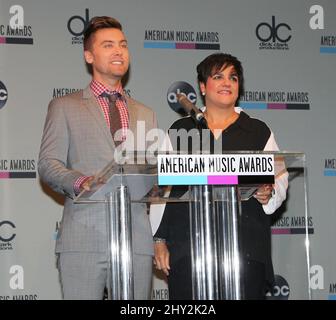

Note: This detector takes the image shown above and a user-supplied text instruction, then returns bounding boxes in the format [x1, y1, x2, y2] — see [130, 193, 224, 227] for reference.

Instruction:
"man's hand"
[79, 176, 94, 192]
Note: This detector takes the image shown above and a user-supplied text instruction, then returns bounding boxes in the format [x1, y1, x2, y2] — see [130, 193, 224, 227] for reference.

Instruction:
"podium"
[74, 159, 157, 300]
[74, 151, 310, 300]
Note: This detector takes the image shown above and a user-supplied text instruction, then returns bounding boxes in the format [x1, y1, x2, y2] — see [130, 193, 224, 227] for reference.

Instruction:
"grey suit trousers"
[58, 252, 153, 300]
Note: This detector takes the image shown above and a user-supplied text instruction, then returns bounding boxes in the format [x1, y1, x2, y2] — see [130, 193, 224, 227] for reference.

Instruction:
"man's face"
[84, 28, 130, 82]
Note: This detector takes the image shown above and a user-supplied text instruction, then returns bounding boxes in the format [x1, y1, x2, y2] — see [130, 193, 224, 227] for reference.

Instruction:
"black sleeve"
[154, 185, 188, 239]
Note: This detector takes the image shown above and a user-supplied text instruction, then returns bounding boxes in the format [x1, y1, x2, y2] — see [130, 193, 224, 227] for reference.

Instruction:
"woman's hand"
[253, 184, 274, 205]
[153, 242, 170, 276]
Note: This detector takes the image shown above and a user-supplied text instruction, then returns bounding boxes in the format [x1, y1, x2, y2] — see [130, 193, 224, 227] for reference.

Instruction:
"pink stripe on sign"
[175, 42, 195, 49]
[0, 37, 6, 44]
[207, 176, 238, 185]
[271, 228, 291, 234]
[0, 172, 10, 179]
[268, 103, 287, 109]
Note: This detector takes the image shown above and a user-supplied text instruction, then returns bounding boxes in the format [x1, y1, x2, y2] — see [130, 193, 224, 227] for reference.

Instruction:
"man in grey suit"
[38, 16, 157, 300]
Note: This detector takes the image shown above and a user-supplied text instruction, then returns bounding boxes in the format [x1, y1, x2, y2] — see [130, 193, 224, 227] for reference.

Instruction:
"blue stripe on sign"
[158, 175, 207, 185]
[144, 42, 176, 49]
[239, 102, 267, 109]
[320, 47, 336, 54]
[324, 170, 336, 176]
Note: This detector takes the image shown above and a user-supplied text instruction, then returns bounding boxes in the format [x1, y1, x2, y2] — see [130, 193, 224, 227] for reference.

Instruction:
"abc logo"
[256, 16, 291, 43]
[0, 221, 16, 242]
[167, 81, 197, 115]
[266, 275, 290, 300]
[67, 8, 90, 37]
[0, 81, 8, 110]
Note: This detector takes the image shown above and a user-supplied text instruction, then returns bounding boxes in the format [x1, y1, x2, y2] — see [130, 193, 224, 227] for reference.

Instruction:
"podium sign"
[157, 153, 275, 185]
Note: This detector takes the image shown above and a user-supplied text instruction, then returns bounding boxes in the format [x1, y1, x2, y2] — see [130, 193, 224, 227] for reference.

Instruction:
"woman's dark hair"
[196, 53, 245, 104]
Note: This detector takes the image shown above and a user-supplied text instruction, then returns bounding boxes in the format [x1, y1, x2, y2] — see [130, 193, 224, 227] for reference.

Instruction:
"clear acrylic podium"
[74, 151, 310, 300]
[74, 160, 157, 300]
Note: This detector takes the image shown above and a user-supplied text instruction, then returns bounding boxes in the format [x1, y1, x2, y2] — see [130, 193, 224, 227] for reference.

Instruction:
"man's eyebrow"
[100, 39, 128, 44]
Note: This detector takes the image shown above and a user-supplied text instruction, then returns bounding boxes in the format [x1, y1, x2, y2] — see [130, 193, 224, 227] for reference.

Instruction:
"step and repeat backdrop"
[0, 0, 335, 300]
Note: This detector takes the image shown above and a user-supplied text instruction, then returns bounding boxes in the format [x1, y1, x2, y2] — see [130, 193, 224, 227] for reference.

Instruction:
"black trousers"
[168, 255, 192, 300]
[243, 259, 267, 300]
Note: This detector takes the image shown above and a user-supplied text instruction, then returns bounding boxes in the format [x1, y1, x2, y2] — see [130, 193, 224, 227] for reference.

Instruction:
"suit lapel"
[81, 86, 115, 150]
[126, 97, 139, 146]
[127, 98, 138, 134]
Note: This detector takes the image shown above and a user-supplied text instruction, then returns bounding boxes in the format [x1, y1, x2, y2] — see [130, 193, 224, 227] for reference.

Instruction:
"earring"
[202, 92, 205, 96]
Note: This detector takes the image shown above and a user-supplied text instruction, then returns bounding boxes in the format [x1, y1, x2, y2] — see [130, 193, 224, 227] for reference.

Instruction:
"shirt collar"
[90, 80, 125, 98]
[234, 110, 254, 132]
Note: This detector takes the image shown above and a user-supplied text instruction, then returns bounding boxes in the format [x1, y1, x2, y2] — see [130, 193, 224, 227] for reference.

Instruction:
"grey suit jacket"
[38, 85, 157, 255]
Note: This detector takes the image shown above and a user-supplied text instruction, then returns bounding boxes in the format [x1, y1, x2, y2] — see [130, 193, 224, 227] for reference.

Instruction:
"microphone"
[177, 94, 208, 128]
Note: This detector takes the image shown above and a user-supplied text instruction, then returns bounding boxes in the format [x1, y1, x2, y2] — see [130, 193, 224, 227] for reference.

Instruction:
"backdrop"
[0, 0, 335, 300]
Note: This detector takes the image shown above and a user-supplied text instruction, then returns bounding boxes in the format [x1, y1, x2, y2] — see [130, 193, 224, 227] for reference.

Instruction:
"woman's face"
[200, 64, 239, 109]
